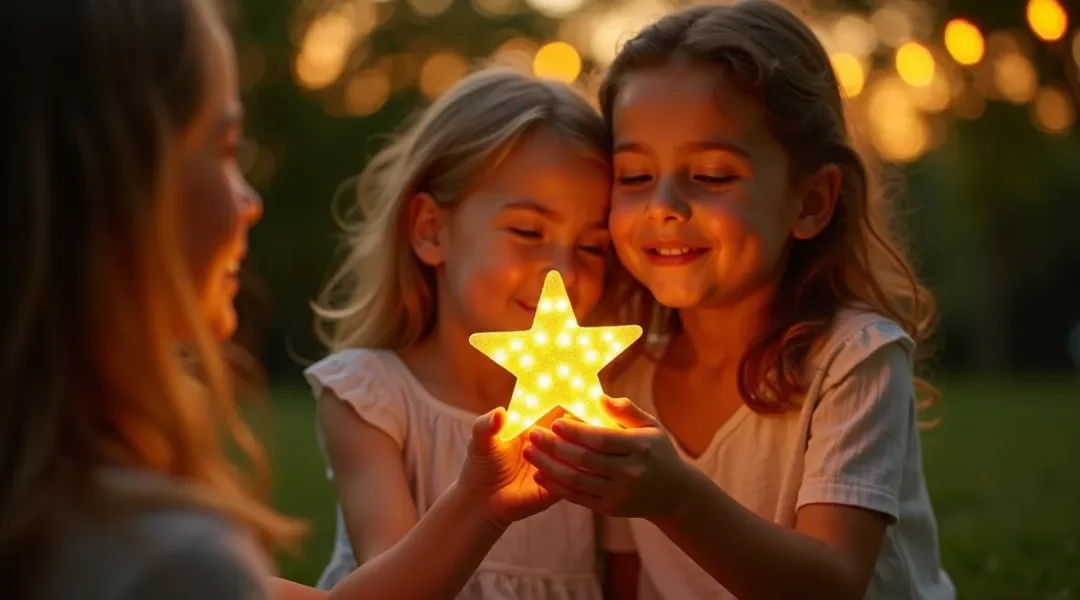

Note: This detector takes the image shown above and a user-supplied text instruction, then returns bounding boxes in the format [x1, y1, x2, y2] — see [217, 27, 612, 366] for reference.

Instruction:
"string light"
[1026, 0, 1068, 43]
[469, 271, 643, 442]
[943, 19, 984, 66]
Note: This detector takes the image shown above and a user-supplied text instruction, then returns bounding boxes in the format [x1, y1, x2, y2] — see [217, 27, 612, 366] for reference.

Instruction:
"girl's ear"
[408, 192, 447, 267]
[792, 164, 841, 241]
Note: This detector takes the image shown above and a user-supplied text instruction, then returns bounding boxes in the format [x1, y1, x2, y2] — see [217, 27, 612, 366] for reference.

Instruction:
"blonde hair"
[600, 1, 938, 413]
[0, 0, 300, 595]
[315, 68, 609, 352]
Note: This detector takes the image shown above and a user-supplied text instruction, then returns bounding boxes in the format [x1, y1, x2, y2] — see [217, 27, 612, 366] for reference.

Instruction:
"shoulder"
[45, 495, 271, 600]
[305, 348, 404, 399]
[306, 348, 414, 447]
[808, 307, 914, 393]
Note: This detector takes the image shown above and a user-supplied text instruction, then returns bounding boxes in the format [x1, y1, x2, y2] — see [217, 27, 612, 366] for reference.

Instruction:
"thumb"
[602, 396, 659, 429]
[470, 407, 504, 453]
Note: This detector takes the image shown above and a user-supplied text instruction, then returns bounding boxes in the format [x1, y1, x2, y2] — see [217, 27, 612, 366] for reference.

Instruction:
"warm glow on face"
[532, 41, 582, 83]
[1026, 0, 1068, 43]
[469, 271, 643, 441]
[944, 19, 985, 66]
[895, 41, 935, 87]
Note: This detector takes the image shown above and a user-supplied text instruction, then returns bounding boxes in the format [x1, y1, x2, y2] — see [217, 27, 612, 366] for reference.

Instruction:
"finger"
[601, 396, 661, 429]
[470, 407, 505, 454]
[533, 472, 605, 513]
[527, 428, 629, 476]
[546, 419, 645, 456]
[523, 444, 616, 498]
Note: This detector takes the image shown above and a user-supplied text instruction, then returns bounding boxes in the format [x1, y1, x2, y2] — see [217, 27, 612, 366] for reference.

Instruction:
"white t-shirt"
[602, 309, 955, 600]
[306, 349, 603, 600]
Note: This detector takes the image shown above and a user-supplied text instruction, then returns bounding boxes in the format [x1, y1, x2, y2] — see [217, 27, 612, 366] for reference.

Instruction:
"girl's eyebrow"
[502, 198, 608, 230]
[613, 139, 751, 159]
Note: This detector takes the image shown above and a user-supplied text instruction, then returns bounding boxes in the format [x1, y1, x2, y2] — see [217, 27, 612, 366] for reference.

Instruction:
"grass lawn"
[255, 377, 1080, 599]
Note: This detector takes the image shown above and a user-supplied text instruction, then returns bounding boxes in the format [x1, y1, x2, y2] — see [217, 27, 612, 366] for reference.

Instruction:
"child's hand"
[522, 396, 694, 520]
[459, 408, 558, 529]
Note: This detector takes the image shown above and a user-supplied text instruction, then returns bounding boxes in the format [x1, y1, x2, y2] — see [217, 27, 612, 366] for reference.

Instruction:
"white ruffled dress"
[306, 348, 602, 600]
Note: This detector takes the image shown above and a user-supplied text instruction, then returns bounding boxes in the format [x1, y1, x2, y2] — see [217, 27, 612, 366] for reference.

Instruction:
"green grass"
[256, 377, 1080, 599]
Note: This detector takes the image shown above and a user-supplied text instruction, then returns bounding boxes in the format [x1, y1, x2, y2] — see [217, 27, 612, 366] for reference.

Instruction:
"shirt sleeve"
[127, 537, 270, 600]
[796, 340, 915, 522]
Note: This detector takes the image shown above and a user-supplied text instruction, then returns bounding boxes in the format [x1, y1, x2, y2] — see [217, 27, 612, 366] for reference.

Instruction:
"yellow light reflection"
[1031, 87, 1075, 135]
[469, 271, 643, 441]
[895, 41, 935, 87]
[1027, 0, 1068, 43]
[830, 52, 865, 98]
[533, 41, 582, 83]
[525, 0, 584, 18]
[944, 19, 984, 66]
[345, 68, 390, 116]
[993, 52, 1038, 104]
[419, 52, 468, 99]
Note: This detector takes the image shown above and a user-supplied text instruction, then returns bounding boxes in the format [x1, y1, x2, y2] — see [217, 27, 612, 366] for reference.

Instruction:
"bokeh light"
[525, 0, 584, 18]
[345, 68, 391, 116]
[993, 52, 1038, 104]
[407, 0, 452, 18]
[944, 19, 984, 66]
[472, 0, 519, 18]
[1026, 0, 1068, 43]
[419, 52, 468, 99]
[1031, 86, 1075, 135]
[870, 4, 913, 47]
[533, 41, 581, 83]
[1072, 31, 1080, 67]
[831, 14, 878, 58]
[830, 52, 866, 98]
[492, 37, 539, 72]
[911, 70, 951, 113]
[896, 41, 935, 87]
[866, 76, 929, 163]
[294, 12, 357, 89]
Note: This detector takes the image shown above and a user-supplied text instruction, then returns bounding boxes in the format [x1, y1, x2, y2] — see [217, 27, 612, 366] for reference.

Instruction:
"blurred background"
[229, 0, 1080, 597]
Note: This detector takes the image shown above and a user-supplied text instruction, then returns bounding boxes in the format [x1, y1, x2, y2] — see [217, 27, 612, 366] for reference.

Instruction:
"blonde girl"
[308, 68, 615, 598]
[525, 2, 955, 599]
[0, 1, 575, 598]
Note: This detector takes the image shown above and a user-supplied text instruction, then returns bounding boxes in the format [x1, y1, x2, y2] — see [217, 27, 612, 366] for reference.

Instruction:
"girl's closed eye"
[508, 226, 542, 240]
[692, 172, 740, 185]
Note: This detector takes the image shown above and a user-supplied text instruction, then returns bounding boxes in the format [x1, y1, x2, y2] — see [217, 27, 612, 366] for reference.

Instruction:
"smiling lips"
[642, 240, 709, 266]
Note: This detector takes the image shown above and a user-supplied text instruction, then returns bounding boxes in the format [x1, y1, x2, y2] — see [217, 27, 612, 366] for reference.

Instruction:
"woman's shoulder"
[44, 471, 273, 600]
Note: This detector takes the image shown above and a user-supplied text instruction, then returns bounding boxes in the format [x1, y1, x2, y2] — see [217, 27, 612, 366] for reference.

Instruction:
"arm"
[647, 343, 911, 600]
[328, 480, 506, 600]
[528, 343, 911, 600]
[318, 391, 418, 562]
[651, 468, 887, 600]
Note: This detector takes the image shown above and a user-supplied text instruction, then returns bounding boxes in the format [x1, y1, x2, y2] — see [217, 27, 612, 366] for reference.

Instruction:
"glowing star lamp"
[469, 270, 644, 442]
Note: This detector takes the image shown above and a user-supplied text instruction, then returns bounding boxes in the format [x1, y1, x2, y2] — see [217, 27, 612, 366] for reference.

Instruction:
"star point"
[468, 270, 643, 441]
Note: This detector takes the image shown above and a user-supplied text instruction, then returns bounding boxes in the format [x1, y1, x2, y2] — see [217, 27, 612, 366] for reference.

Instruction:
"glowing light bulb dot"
[467, 270, 643, 441]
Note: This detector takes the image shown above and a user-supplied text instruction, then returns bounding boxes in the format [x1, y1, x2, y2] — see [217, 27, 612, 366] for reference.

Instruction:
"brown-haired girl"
[524, 2, 955, 599]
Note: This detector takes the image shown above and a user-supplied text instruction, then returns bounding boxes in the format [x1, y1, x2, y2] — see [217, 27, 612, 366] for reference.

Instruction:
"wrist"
[651, 462, 712, 529]
[446, 480, 511, 536]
